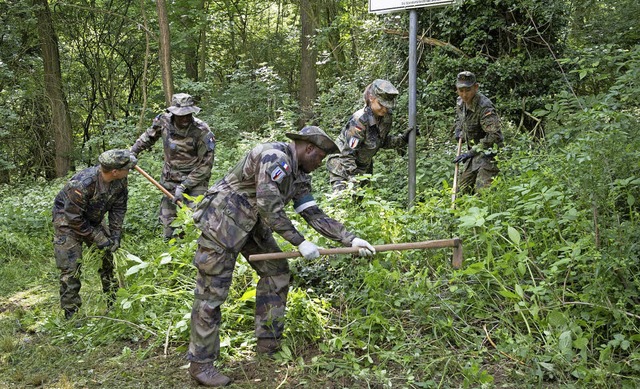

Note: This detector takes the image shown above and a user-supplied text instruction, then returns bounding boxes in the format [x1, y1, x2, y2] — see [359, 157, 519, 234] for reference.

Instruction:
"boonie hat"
[456, 71, 477, 88]
[167, 93, 201, 115]
[285, 126, 339, 154]
[99, 149, 137, 170]
[370, 79, 399, 109]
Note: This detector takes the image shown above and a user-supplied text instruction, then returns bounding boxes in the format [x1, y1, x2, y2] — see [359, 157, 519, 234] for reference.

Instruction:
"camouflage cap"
[99, 149, 137, 170]
[167, 93, 201, 116]
[285, 126, 339, 154]
[456, 71, 477, 88]
[370, 79, 399, 109]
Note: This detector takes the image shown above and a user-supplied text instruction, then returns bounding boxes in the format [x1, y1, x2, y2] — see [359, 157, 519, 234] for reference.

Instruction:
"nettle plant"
[448, 119, 640, 383]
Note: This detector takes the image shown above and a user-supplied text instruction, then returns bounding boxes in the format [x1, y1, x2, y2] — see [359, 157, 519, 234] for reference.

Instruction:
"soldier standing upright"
[131, 93, 215, 240]
[326, 79, 410, 192]
[186, 126, 376, 386]
[52, 149, 137, 319]
[452, 71, 504, 193]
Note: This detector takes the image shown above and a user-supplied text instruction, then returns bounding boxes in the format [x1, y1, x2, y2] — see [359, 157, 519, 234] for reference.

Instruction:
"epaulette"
[82, 176, 95, 186]
[270, 142, 289, 154]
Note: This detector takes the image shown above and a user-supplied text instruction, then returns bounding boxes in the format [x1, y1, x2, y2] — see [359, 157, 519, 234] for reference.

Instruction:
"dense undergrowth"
[2, 48, 640, 387]
[1, 119, 638, 388]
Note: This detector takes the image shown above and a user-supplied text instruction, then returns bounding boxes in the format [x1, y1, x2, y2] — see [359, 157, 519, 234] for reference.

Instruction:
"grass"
[0, 256, 287, 388]
[0, 240, 477, 389]
[2, 120, 639, 387]
[0, 238, 375, 389]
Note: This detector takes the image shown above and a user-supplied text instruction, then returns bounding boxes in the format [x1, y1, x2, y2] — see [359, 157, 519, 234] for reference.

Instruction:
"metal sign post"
[369, 0, 455, 208]
[408, 10, 417, 207]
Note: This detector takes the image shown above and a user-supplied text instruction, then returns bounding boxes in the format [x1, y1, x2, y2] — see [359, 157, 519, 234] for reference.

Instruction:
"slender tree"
[139, 0, 151, 131]
[33, 0, 72, 177]
[299, 0, 318, 126]
[178, 0, 207, 81]
[157, 0, 174, 105]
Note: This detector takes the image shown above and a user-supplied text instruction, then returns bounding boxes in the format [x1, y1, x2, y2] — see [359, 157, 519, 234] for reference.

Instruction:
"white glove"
[298, 240, 320, 260]
[352, 238, 375, 257]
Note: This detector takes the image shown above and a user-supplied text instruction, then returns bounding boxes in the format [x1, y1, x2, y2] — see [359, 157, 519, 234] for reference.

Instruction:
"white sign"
[369, 0, 455, 14]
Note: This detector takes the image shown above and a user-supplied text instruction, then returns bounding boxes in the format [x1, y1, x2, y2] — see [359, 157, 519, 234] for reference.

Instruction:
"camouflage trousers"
[187, 229, 290, 363]
[53, 230, 116, 312]
[326, 157, 372, 192]
[458, 155, 500, 194]
[159, 181, 207, 239]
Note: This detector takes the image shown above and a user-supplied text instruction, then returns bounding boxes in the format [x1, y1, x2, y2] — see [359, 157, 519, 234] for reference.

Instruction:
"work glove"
[454, 128, 462, 141]
[298, 240, 320, 260]
[453, 152, 474, 164]
[93, 229, 113, 250]
[351, 237, 376, 257]
[110, 232, 121, 253]
[173, 184, 186, 205]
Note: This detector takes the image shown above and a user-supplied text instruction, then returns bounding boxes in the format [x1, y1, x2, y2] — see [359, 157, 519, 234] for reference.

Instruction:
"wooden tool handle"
[134, 165, 183, 207]
[249, 238, 463, 268]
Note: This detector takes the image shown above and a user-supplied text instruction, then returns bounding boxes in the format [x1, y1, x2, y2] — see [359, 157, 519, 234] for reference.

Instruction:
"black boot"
[163, 226, 175, 242]
[64, 307, 77, 320]
[256, 338, 281, 356]
[188, 362, 231, 387]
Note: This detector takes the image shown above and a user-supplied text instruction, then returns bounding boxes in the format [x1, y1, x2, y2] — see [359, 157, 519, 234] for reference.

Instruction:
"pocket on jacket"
[199, 193, 256, 251]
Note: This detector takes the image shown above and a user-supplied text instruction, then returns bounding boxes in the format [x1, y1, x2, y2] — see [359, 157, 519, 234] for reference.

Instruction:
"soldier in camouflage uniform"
[452, 71, 504, 194]
[186, 126, 376, 387]
[326, 79, 410, 191]
[52, 149, 137, 319]
[131, 93, 215, 240]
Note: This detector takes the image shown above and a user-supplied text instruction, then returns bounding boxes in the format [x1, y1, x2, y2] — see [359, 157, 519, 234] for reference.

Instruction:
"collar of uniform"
[287, 142, 299, 174]
[96, 166, 110, 193]
[364, 106, 382, 126]
[169, 118, 193, 137]
[465, 93, 482, 112]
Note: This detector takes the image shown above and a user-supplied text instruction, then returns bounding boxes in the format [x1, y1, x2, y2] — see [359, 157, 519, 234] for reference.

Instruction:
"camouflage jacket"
[455, 92, 503, 152]
[52, 166, 128, 241]
[131, 113, 215, 188]
[194, 142, 356, 252]
[326, 106, 404, 178]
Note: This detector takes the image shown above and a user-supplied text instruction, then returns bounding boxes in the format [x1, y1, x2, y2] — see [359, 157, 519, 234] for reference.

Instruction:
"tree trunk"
[139, 0, 151, 131]
[156, 0, 174, 105]
[198, 25, 207, 81]
[299, 0, 318, 127]
[185, 49, 198, 82]
[324, 1, 346, 73]
[33, 0, 73, 178]
[183, 0, 207, 82]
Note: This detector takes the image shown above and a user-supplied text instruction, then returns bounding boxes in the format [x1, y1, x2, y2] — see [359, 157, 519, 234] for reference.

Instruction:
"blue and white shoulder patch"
[270, 161, 291, 183]
[206, 133, 216, 151]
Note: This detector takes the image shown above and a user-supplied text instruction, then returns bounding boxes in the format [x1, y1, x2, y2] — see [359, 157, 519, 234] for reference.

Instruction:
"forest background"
[0, 0, 639, 387]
